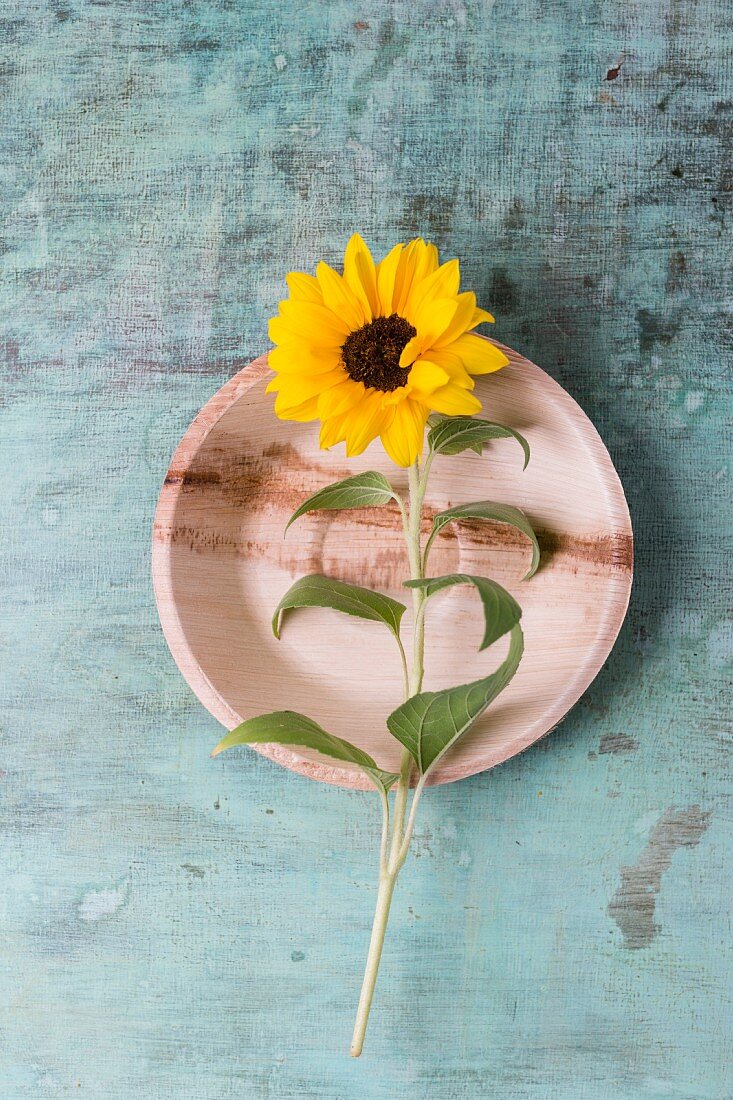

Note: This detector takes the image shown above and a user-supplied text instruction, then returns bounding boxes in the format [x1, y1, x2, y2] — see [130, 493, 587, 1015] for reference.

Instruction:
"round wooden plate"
[152, 341, 632, 789]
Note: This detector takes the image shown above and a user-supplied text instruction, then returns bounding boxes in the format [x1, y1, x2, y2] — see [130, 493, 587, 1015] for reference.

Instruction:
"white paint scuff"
[77, 879, 129, 922]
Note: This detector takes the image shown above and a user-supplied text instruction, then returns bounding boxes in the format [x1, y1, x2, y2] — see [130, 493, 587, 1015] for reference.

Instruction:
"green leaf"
[428, 414, 530, 468]
[212, 710, 399, 792]
[404, 573, 521, 650]
[272, 574, 407, 640]
[425, 501, 540, 581]
[285, 471, 397, 532]
[386, 625, 524, 776]
[360, 768, 401, 794]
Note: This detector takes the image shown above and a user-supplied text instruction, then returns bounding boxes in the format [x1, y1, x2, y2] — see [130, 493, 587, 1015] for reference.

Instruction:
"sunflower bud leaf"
[285, 471, 398, 533]
[404, 574, 521, 650]
[425, 502, 540, 581]
[386, 625, 524, 776]
[272, 574, 406, 640]
[212, 710, 399, 792]
[428, 415, 530, 468]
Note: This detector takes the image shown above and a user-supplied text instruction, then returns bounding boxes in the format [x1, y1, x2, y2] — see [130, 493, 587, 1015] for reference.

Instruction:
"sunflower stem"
[350, 452, 432, 1057]
[349, 867, 397, 1057]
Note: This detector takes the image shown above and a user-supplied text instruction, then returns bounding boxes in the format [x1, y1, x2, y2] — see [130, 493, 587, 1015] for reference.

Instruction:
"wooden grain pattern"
[1, 2, 731, 1096]
[152, 343, 633, 788]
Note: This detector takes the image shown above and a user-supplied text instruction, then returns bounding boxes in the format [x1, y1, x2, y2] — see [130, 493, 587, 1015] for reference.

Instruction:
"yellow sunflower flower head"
[267, 234, 509, 467]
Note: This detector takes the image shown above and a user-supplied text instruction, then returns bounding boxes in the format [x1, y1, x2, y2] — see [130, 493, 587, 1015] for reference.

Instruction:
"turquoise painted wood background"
[1, 2, 731, 1096]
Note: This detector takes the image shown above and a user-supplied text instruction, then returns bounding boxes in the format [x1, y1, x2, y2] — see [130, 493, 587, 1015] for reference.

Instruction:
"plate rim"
[152, 341, 633, 789]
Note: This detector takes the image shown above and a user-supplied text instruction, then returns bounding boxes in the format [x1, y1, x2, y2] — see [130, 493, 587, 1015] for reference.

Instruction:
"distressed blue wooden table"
[1, 2, 731, 1097]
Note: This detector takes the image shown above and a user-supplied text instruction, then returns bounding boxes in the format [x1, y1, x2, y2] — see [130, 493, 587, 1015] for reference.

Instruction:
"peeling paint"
[181, 863, 205, 878]
[599, 733, 639, 755]
[77, 879, 129, 922]
[608, 807, 711, 949]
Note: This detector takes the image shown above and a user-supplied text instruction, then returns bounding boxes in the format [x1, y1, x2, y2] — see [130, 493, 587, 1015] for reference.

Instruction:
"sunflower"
[266, 234, 509, 467]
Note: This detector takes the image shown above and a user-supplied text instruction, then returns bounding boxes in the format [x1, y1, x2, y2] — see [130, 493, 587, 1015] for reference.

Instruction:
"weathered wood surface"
[1, 2, 731, 1097]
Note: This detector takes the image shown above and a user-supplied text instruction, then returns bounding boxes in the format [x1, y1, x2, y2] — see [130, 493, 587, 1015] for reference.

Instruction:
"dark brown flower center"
[341, 313, 417, 393]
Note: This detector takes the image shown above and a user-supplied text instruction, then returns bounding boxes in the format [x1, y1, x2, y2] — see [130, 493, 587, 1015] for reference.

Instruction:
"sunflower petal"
[392, 239, 439, 315]
[380, 398, 428, 467]
[400, 297, 458, 364]
[319, 411, 352, 449]
[381, 383, 410, 406]
[432, 291, 478, 348]
[423, 347, 474, 385]
[278, 298, 351, 339]
[286, 271, 323, 304]
[414, 381, 482, 416]
[352, 407, 394, 453]
[268, 344, 341, 375]
[269, 314, 344, 351]
[404, 257, 460, 318]
[391, 239, 422, 313]
[376, 243, 404, 316]
[275, 395, 320, 422]
[398, 334, 422, 369]
[446, 333, 510, 375]
[317, 377, 365, 419]
[344, 391, 392, 456]
[275, 387, 341, 420]
[316, 261, 366, 330]
[343, 233, 379, 319]
[423, 242, 439, 274]
[470, 306, 495, 327]
[407, 358, 450, 394]
[273, 372, 341, 401]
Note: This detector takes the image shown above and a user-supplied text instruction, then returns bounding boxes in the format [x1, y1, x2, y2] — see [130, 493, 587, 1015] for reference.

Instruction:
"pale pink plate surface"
[152, 342, 632, 788]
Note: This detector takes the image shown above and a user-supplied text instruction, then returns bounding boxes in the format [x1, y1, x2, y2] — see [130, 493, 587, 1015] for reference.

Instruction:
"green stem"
[394, 633, 410, 703]
[395, 773, 427, 869]
[388, 748, 412, 869]
[378, 786, 390, 875]
[406, 460, 428, 693]
[349, 870, 397, 1057]
[350, 454, 431, 1058]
